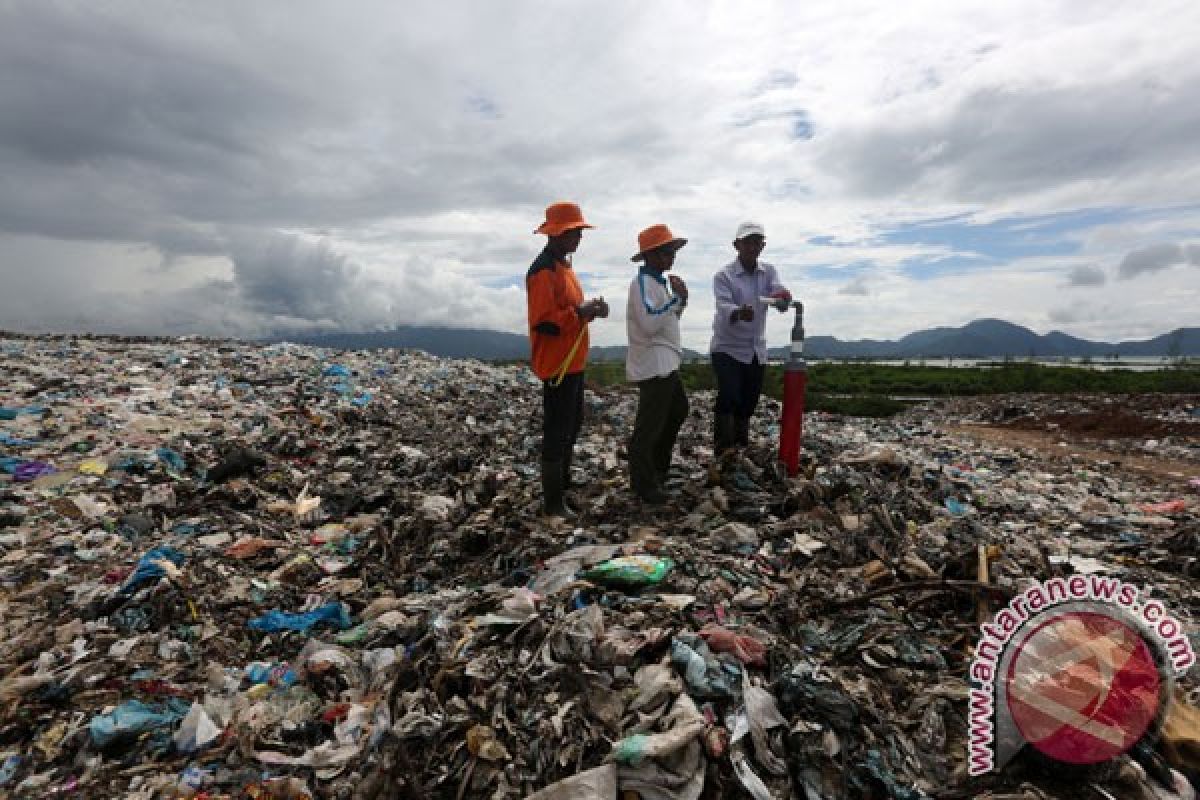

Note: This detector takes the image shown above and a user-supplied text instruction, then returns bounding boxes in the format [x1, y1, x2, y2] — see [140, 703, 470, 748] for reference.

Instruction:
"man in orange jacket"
[526, 201, 609, 517]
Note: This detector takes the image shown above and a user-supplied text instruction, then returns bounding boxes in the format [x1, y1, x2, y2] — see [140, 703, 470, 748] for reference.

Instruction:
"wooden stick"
[977, 544, 991, 625]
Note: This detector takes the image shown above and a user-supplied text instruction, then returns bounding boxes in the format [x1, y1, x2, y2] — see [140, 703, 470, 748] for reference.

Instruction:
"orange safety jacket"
[526, 247, 588, 381]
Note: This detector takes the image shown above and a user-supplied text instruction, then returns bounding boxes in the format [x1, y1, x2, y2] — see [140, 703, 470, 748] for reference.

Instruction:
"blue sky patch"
[790, 111, 813, 140]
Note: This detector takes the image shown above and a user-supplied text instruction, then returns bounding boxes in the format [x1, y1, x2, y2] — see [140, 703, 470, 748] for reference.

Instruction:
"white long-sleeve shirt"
[626, 268, 685, 382]
[709, 258, 788, 363]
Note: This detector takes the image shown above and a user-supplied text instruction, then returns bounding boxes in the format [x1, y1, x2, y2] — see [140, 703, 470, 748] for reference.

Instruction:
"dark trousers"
[542, 371, 584, 462]
[711, 352, 764, 419]
[628, 371, 689, 494]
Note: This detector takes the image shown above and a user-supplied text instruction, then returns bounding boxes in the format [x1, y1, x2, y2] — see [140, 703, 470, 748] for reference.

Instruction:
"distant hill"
[772, 320, 1200, 359]
[268, 320, 1200, 360]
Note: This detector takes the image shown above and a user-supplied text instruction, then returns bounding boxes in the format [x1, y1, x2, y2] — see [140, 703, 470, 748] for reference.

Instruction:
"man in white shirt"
[625, 224, 689, 505]
[709, 221, 791, 453]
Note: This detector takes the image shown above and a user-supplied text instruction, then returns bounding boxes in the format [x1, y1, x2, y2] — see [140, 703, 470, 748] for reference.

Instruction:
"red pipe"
[779, 368, 806, 475]
[778, 302, 806, 476]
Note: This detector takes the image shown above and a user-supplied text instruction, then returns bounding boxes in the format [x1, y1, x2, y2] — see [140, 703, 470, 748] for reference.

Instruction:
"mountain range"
[274, 319, 1200, 361]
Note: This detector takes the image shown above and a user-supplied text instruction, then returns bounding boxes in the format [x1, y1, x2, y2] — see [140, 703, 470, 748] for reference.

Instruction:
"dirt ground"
[947, 423, 1199, 485]
[942, 394, 1200, 486]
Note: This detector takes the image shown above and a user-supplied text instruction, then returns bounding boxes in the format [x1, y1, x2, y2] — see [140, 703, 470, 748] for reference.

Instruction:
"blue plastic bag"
[248, 602, 352, 633]
[89, 698, 189, 748]
[117, 546, 186, 598]
[670, 634, 742, 699]
[0, 433, 35, 447]
[322, 364, 351, 378]
[244, 662, 298, 687]
[156, 447, 187, 472]
[944, 497, 969, 516]
[0, 405, 44, 420]
[0, 754, 21, 786]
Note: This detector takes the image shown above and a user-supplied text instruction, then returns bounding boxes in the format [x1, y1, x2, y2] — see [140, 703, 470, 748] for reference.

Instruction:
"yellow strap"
[551, 325, 588, 387]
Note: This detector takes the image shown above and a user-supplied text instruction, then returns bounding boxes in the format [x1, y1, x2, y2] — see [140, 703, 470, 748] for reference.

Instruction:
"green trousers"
[628, 371, 689, 496]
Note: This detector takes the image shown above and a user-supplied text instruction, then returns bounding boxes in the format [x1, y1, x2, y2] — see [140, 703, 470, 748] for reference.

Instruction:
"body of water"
[801, 356, 1196, 372]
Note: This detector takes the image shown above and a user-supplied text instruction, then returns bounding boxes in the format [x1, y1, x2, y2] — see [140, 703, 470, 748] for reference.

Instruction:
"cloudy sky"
[1, 0, 1197, 349]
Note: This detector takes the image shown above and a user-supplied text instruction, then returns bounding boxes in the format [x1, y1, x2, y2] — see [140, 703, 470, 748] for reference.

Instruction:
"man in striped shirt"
[625, 224, 689, 505]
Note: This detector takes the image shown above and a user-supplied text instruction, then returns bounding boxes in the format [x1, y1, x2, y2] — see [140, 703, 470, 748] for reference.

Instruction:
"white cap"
[735, 221, 765, 240]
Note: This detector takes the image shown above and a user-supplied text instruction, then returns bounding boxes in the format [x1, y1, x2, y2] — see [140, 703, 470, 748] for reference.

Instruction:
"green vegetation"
[582, 361, 1200, 418]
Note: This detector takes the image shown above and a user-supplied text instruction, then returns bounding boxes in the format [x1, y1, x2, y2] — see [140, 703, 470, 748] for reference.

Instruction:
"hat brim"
[535, 221, 595, 235]
[631, 237, 687, 262]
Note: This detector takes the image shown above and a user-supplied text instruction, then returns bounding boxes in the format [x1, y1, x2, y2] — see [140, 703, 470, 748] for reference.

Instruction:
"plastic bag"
[156, 447, 187, 472]
[173, 702, 221, 753]
[116, 546, 186, 597]
[698, 624, 768, 666]
[580, 555, 673, 588]
[248, 603, 353, 633]
[670, 634, 741, 699]
[89, 698, 189, 749]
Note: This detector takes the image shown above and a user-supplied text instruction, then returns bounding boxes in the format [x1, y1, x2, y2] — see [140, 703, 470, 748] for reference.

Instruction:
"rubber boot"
[541, 459, 573, 518]
[562, 450, 575, 489]
[636, 485, 669, 506]
[561, 452, 579, 515]
[734, 417, 751, 447]
[714, 413, 737, 455]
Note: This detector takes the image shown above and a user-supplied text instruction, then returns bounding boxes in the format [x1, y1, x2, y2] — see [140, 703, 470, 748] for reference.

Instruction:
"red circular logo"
[1005, 611, 1162, 764]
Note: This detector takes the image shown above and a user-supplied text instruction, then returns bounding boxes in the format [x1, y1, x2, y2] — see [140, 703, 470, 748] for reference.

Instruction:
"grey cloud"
[1063, 265, 1106, 287]
[1188, 243, 1200, 265]
[228, 233, 389, 325]
[0, 2, 679, 336]
[1118, 242, 1186, 278]
[0, 229, 523, 337]
[838, 277, 870, 295]
[824, 76, 1200, 202]
[0, 4, 609, 253]
[1047, 307, 1079, 324]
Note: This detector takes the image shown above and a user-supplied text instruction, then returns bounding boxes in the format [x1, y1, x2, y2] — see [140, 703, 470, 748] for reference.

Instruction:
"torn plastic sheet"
[616, 694, 707, 800]
[525, 763, 617, 800]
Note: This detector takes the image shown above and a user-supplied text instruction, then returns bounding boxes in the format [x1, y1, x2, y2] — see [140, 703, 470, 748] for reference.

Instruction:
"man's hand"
[771, 290, 792, 312]
[577, 297, 609, 322]
[668, 275, 688, 301]
[736, 304, 755, 322]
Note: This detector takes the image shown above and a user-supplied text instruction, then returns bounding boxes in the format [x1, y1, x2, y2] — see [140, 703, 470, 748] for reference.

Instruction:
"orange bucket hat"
[534, 202, 594, 236]
[631, 224, 687, 262]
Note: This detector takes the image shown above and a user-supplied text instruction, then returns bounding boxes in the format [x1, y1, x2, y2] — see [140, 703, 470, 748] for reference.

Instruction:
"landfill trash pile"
[0, 334, 1196, 799]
